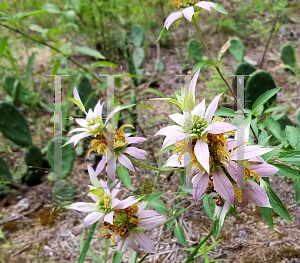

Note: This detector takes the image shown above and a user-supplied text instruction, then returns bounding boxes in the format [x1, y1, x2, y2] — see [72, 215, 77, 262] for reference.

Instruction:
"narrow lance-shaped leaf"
[260, 178, 293, 223]
[174, 221, 186, 246]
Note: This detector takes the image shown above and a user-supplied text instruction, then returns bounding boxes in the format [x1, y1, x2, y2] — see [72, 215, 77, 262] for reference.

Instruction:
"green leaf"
[260, 207, 274, 229]
[131, 25, 144, 48]
[29, 24, 47, 34]
[144, 192, 163, 203]
[142, 88, 166, 98]
[0, 37, 8, 57]
[47, 137, 75, 179]
[112, 251, 123, 263]
[156, 27, 167, 43]
[151, 98, 183, 110]
[0, 155, 12, 181]
[166, 219, 175, 231]
[262, 144, 283, 162]
[65, 98, 86, 113]
[258, 130, 271, 146]
[295, 179, 300, 207]
[264, 116, 282, 140]
[252, 88, 281, 114]
[278, 151, 300, 162]
[260, 178, 293, 222]
[75, 47, 105, 59]
[174, 221, 186, 246]
[13, 10, 48, 20]
[171, 201, 184, 213]
[263, 105, 289, 114]
[42, 3, 61, 14]
[174, 208, 185, 216]
[192, 60, 214, 74]
[272, 164, 300, 179]
[25, 52, 37, 85]
[229, 37, 244, 62]
[90, 61, 117, 69]
[203, 195, 214, 219]
[285, 126, 299, 149]
[116, 165, 131, 189]
[213, 3, 228, 14]
[214, 107, 236, 118]
[148, 200, 169, 214]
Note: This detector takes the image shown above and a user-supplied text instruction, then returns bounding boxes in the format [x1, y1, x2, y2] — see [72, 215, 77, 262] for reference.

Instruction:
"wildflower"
[99, 202, 165, 253]
[164, 1, 227, 30]
[87, 124, 147, 179]
[66, 86, 133, 146]
[67, 162, 139, 226]
[155, 93, 236, 174]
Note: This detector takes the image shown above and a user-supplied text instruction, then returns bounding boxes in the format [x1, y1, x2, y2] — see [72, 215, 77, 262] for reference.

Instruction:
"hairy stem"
[78, 222, 97, 263]
[192, 18, 259, 142]
[184, 230, 214, 263]
[0, 23, 102, 84]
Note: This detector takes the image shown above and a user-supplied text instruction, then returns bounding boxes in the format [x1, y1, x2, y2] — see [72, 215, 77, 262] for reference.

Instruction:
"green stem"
[78, 222, 97, 263]
[184, 230, 213, 263]
[158, 203, 196, 227]
[0, 23, 102, 84]
[192, 18, 259, 143]
[127, 156, 182, 173]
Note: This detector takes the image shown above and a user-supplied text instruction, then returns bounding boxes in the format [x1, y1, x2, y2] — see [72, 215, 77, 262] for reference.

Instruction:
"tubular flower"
[87, 124, 147, 179]
[99, 202, 165, 253]
[155, 93, 236, 174]
[67, 162, 139, 226]
[164, 1, 227, 30]
[66, 86, 134, 146]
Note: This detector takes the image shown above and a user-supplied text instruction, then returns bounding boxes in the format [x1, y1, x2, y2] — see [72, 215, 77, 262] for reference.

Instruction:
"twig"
[259, 12, 279, 68]
[0, 23, 102, 84]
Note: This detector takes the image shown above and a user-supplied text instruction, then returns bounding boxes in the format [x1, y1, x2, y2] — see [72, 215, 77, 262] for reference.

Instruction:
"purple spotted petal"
[104, 211, 114, 224]
[118, 153, 134, 171]
[189, 68, 200, 100]
[137, 209, 161, 218]
[161, 133, 185, 150]
[231, 145, 272, 160]
[192, 173, 209, 203]
[203, 122, 236, 135]
[127, 234, 140, 252]
[75, 118, 88, 128]
[68, 202, 98, 212]
[195, 1, 216, 12]
[164, 11, 183, 30]
[69, 132, 93, 146]
[116, 196, 137, 209]
[68, 127, 88, 134]
[192, 99, 206, 117]
[87, 165, 101, 188]
[124, 147, 147, 159]
[226, 161, 245, 188]
[204, 93, 223, 123]
[133, 231, 155, 253]
[182, 6, 195, 22]
[138, 215, 165, 230]
[99, 179, 110, 195]
[244, 180, 270, 207]
[155, 125, 183, 136]
[169, 113, 185, 126]
[83, 211, 104, 226]
[247, 162, 278, 177]
[213, 169, 234, 205]
[127, 137, 147, 144]
[194, 139, 210, 173]
[111, 181, 121, 198]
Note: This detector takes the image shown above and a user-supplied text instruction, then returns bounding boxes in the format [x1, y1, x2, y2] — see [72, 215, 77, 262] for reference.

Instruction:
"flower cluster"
[68, 162, 165, 252]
